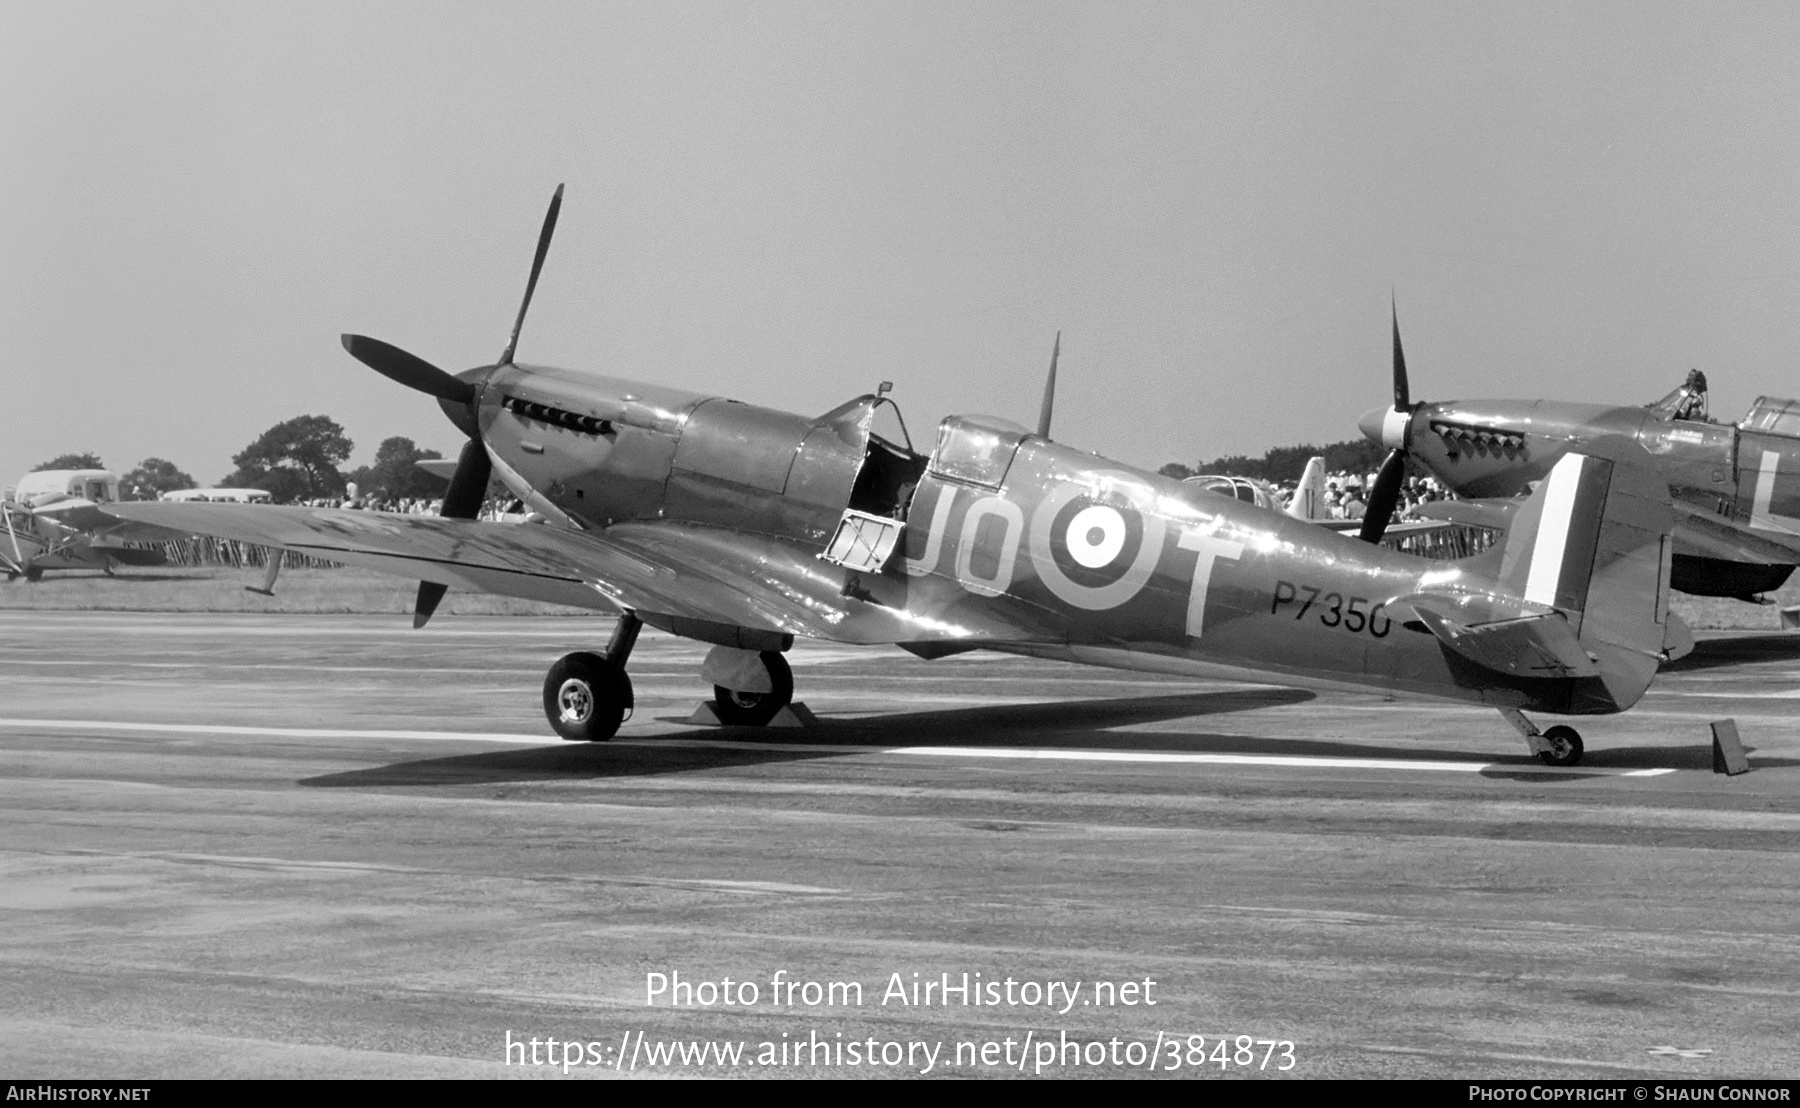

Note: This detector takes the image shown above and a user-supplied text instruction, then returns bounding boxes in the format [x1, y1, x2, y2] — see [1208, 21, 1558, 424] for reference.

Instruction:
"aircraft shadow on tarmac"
[1665, 631, 1800, 673]
[301, 687, 1332, 789]
[297, 684, 1777, 789]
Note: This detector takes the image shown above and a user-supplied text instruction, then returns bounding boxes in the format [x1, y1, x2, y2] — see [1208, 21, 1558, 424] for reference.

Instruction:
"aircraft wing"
[1313, 517, 1454, 537]
[1667, 499, 1800, 564]
[30, 498, 190, 543]
[1412, 497, 1520, 532]
[103, 503, 1045, 646]
[31, 498, 114, 532]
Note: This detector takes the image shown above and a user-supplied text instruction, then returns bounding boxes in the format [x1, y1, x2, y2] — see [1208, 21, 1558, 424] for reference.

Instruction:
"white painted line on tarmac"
[0, 718, 1678, 775]
[888, 746, 1677, 776]
[1664, 689, 1800, 698]
[0, 718, 554, 745]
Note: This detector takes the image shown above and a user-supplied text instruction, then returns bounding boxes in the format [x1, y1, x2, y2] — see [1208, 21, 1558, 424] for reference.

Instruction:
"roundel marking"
[1066, 505, 1127, 569]
[1029, 475, 1166, 611]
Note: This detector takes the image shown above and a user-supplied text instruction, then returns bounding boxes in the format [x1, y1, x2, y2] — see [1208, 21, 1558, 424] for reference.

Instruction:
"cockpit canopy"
[929, 415, 1029, 488]
[1740, 396, 1800, 439]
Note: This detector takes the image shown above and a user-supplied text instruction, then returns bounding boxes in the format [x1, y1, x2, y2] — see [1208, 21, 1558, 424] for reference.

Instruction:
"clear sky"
[6, 1, 1800, 486]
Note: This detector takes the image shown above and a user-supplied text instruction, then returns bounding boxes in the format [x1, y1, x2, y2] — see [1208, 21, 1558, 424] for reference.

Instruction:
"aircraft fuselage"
[465, 362, 1665, 717]
[1390, 397, 1800, 597]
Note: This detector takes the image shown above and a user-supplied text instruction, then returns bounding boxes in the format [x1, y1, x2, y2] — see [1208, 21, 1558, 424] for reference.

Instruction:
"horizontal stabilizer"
[1407, 601, 1599, 678]
[414, 458, 461, 482]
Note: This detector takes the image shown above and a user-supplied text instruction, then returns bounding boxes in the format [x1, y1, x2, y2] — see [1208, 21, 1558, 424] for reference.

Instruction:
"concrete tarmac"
[1, 610, 1796, 1079]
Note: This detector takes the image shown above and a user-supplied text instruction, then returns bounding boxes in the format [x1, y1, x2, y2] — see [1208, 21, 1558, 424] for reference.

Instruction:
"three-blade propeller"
[1357, 300, 1415, 544]
[339, 184, 566, 626]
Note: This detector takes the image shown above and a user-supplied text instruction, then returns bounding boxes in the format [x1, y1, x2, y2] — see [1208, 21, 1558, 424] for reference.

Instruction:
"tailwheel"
[543, 651, 633, 742]
[1537, 725, 1584, 767]
[713, 651, 794, 727]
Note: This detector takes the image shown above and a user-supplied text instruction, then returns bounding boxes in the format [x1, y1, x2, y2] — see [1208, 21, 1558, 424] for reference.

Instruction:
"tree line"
[37, 416, 1402, 504]
[30, 416, 449, 504]
[1157, 438, 1395, 483]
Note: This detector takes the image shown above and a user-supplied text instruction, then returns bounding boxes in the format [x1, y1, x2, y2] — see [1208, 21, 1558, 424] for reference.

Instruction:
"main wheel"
[542, 651, 632, 742]
[712, 651, 794, 727]
[1537, 725, 1584, 767]
[23, 566, 43, 583]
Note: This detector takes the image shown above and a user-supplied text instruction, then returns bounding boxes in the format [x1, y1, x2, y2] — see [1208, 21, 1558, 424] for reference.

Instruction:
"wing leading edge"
[102, 502, 1048, 647]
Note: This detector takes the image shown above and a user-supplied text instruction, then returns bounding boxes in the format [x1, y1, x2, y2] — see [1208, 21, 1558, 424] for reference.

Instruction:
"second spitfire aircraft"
[1359, 316, 1800, 601]
[113, 188, 1687, 767]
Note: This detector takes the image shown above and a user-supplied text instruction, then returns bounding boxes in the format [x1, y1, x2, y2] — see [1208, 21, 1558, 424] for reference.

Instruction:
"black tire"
[22, 566, 43, 583]
[712, 651, 794, 727]
[1537, 725, 1584, 767]
[542, 651, 632, 742]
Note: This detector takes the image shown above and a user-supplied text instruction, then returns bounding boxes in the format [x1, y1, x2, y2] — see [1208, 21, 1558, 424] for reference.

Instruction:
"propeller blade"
[1036, 331, 1060, 440]
[1391, 297, 1410, 412]
[412, 439, 493, 628]
[1358, 447, 1408, 544]
[342, 335, 474, 406]
[499, 183, 565, 365]
[412, 581, 449, 630]
[439, 438, 492, 521]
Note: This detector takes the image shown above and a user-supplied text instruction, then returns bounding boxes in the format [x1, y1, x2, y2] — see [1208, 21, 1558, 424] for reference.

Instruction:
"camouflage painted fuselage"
[468, 363, 1666, 717]
[1385, 397, 1800, 597]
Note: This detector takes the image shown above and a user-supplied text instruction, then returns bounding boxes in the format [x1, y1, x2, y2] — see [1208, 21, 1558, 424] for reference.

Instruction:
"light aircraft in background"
[112, 187, 1687, 767]
[1, 469, 174, 581]
[1186, 457, 1451, 541]
[1359, 315, 1800, 601]
[1183, 460, 1319, 517]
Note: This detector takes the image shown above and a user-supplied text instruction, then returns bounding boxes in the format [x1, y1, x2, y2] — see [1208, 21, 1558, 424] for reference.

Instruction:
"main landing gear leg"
[542, 612, 641, 742]
[1499, 708, 1584, 767]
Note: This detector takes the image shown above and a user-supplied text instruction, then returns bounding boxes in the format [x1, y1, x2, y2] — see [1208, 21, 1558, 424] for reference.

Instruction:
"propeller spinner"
[339, 184, 566, 625]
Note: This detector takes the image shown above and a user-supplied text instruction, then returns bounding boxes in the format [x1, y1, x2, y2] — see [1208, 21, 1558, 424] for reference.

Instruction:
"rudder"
[1490, 437, 1678, 711]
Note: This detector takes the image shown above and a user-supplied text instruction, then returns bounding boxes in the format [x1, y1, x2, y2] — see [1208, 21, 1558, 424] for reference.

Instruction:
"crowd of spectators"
[290, 491, 535, 523]
[298, 494, 443, 513]
[1290, 471, 1452, 525]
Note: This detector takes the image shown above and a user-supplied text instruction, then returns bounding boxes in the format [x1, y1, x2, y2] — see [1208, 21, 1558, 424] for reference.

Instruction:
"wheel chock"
[685, 701, 726, 726]
[767, 703, 817, 728]
[684, 701, 817, 728]
[1711, 719, 1750, 775]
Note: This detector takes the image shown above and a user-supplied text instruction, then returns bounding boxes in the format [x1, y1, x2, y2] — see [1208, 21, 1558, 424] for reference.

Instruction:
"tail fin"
[1286, 456, 1329, 521]
[1409, 438, 1678, 712]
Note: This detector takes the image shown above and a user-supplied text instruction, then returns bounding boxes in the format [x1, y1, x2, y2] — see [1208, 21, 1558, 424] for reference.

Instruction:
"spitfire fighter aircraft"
[2, 469, 171, 581]
[1359, 317, 1800, 601]
[113, 189, 1687, 767]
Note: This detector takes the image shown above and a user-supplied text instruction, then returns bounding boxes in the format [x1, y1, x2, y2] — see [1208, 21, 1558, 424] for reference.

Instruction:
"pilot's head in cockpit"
[1674, 368, 1709, 420]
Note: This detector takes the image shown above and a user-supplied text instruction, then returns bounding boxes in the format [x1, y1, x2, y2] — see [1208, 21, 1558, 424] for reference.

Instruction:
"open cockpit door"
[805, 396, 927, 573]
